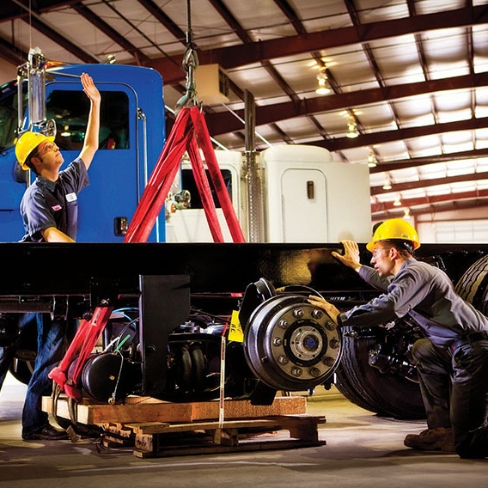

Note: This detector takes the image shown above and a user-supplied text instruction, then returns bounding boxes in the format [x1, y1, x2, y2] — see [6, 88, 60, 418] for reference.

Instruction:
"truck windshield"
[181, 168, 233, 208]
[0, 81, 25, 152]
[47, 90, 129, 150]
[0, 83, 130, 152]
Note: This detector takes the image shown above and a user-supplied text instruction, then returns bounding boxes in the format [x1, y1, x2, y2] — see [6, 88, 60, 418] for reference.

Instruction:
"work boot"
[404, 427, 455, 453]
[22, 425, 69, 441]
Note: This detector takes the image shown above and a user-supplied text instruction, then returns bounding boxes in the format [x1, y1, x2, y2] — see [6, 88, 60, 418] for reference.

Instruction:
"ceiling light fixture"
[346, 115, 359, 138]
[382, 177, 392, 190]
[403, 208, 411, 219]
[367, 150, 377, 168]
[393, 195, 402, 206]
[315, 67, 331, 95]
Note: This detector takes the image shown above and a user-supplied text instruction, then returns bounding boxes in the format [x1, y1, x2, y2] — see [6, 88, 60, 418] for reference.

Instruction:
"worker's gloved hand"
[332, 240, 362, 272]
[307, 295, 340, 325]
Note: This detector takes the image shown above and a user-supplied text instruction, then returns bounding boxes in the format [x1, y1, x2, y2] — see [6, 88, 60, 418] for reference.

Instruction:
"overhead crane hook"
[176, 0, 201, 111]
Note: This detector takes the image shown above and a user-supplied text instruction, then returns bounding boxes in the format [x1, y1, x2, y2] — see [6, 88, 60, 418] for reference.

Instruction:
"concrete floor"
[0, 373, 486, 488]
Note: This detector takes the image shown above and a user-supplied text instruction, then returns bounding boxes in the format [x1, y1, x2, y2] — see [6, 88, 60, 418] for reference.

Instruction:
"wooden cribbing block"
[43, 395, 307, 425]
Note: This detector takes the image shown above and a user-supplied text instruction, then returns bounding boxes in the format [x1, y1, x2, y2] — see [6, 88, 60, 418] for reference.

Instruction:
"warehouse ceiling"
[1, 0, 488, 222]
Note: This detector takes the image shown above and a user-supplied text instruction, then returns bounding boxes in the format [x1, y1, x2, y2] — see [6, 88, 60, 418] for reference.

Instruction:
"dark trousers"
[22, 313, 75, 436]
[0, 313, 74, 436]
[411, 337, 488, 458]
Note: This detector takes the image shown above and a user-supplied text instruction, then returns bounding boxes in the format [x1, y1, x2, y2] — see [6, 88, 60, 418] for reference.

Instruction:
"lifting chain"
[176, 0, 201, 111]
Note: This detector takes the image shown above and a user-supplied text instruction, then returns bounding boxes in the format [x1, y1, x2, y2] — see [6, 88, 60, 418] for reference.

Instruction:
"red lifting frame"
[49, 106, 246, 400]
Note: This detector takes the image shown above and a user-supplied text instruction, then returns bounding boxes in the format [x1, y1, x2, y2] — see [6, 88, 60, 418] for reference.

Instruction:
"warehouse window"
[431, 220, 488, 243]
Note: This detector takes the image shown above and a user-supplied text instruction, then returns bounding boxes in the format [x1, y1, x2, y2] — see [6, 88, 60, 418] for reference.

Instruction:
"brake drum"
[243, 294, 341, 391]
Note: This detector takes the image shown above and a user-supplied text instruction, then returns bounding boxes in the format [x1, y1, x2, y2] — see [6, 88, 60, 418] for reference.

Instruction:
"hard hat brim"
[17, 133, 56, 170]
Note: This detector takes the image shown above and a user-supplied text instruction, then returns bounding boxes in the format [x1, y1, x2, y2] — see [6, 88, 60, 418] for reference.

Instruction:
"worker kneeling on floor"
[308, 218, 488, 459]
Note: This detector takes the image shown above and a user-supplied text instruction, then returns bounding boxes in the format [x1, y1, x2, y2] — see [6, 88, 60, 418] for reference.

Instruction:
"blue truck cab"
[0, 61, 166, 242]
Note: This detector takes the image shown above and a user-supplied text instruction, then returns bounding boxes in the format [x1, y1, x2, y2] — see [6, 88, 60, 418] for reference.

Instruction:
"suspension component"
[368, 343, 418, 382]
[76, 353, 140, 403]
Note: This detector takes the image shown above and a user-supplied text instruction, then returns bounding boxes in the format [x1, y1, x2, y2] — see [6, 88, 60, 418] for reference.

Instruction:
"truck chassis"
[2, 241, 488, 419]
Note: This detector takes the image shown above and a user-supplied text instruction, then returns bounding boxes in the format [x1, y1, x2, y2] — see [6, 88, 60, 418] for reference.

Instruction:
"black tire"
[9, 353, 36, 385]
[335, 326, 426, 420]
[454, 254, 488, 313]
[8, 319, 37, 386]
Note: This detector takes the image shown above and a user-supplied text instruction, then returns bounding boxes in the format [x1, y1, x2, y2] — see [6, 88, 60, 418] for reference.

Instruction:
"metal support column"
[244, 89, 266, 242]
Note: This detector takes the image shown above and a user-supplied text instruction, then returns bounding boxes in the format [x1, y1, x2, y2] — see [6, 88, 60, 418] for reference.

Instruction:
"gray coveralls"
[337, 257, 488, 458]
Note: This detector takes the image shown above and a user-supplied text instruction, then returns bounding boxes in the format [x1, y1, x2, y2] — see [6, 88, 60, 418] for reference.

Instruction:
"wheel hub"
[243, 294, 341, 391]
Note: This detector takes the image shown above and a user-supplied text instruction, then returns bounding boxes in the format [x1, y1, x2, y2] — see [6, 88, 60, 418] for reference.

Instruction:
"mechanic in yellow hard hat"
[308, 218, 488, 459]
[15, 131, 55, 171]
[17, 72, 100, 244]
[12, 73, 101, 443]
[366, 218, 420, 252]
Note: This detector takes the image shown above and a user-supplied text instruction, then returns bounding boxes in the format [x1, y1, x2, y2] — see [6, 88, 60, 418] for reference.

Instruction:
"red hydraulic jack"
[49, 105, 246, 401]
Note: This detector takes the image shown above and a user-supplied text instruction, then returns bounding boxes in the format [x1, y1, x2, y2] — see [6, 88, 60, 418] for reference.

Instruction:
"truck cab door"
[45, 80, 159, 242]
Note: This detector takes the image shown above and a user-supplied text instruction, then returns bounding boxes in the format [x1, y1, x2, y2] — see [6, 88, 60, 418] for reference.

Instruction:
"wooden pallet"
[43, 394, 325, 457]
[102, 414, 326, 458]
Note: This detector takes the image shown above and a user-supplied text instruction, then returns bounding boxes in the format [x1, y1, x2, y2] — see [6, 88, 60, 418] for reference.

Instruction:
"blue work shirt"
[337, 258, 488, 348]
[19, 158, 89, 242]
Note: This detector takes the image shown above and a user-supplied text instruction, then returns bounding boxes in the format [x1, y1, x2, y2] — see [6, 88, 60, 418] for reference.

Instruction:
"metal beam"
[72, 3, 150, 64]
[0, 35, 28, 65]
[370, 148, 488, 173]
[318, 116, 488, 153]
[25, 13, 99, 63]
[144, 5, 488, 84]
[207, 0, 299, 146]
[1, 0, 99, 63]
[371, 188, 488, 214]
[372, 197, 488, 220]
[0, 0, 80, 22]
[371, 172, 488, 196]
[136, 0, 186, 42]
[204, 72, 488, 137]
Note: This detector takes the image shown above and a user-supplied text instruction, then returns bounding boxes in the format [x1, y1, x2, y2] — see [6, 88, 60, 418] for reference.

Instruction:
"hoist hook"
[176, 0, 201, 111]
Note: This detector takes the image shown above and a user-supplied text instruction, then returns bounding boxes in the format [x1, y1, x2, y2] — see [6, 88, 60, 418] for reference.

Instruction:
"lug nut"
[310, 367, 321, 377]
[279, 319, 289, 329]
[330, 338, 340, 349]
[311, 309, 323, 319]
[325, 320, 336, 330]
[291, 367, 303, 377]
[323, 356, 335, 367]
[293, 308, 304, 318]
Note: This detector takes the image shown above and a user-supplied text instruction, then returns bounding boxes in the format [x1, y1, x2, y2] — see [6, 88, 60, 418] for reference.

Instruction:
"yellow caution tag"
[228, 310, 244, 342]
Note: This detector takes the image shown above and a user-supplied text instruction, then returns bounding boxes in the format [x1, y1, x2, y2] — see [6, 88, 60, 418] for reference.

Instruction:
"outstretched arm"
[79, 73, 101, 170]
[41, 226, 75, 242]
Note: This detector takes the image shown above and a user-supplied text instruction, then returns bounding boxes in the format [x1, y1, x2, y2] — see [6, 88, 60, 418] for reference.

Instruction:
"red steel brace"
[49, 106, 245, 400]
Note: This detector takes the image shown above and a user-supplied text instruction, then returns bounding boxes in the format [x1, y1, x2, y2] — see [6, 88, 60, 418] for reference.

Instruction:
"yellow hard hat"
[15, 131, 55, 170]
[367, 218, 420, 252]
